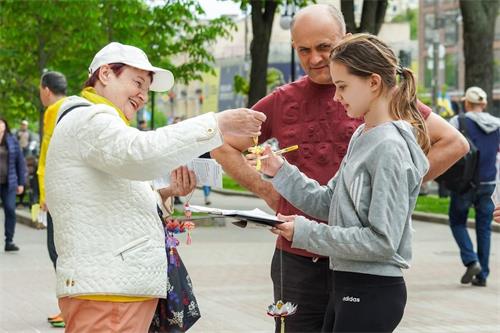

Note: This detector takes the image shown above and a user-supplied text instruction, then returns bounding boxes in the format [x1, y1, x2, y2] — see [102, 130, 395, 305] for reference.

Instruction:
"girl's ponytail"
[390, 66, 430, 154]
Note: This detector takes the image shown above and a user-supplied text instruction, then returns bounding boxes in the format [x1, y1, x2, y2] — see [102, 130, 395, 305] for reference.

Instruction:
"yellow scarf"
[81, 87, 130, 126]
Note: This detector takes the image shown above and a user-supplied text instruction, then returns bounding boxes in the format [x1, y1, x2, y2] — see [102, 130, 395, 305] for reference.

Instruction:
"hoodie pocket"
[113, 236, 150, 261]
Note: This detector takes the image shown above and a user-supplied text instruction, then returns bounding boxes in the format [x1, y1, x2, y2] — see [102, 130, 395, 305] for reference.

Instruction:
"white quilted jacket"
[45, 96, 223, 298]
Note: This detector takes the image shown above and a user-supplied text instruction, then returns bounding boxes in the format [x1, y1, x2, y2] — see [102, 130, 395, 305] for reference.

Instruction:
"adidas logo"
[342, 296, 360, 303]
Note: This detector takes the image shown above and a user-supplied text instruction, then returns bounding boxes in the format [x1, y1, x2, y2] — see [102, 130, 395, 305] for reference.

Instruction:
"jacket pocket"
[113, 236, 150, 261]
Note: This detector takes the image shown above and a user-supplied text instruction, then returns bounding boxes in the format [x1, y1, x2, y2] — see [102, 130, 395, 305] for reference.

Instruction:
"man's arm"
[424, 112, 469, 181]
[211, 135, 280, 211]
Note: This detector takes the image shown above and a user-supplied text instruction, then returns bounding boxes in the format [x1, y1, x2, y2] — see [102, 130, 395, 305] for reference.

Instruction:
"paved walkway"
[1, 190, 499, 332]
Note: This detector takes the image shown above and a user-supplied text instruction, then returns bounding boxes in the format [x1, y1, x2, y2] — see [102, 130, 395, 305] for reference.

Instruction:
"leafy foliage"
[0, 0, 234, 128]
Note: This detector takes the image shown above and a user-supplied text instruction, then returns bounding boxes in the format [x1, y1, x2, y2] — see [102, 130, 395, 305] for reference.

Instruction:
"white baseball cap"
[463, 86, 487, 104]
[89, 42, 174, 92]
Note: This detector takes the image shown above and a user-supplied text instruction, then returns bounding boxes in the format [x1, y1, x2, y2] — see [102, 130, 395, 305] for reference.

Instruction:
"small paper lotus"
[267, 300, 298, 317]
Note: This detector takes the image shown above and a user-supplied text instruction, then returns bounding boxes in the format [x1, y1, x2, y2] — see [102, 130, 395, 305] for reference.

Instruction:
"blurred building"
[418, 0, 500, 111]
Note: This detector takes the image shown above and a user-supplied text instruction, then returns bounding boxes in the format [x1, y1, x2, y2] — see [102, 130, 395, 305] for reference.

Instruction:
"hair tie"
[396, 65, 405, 76]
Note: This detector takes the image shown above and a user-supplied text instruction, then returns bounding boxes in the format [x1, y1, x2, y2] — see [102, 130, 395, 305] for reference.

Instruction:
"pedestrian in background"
[448, 87, 500, 287]
[44, 42, 265, 332]
[199, 151, 212, 205]
[252, 33, 429, 333]
[15, 120, 32, 207]
[15, 120, 33, 157]
[38, 71, 68, 327]
[138, 119, 149, 131]
[0, 117, 26, 252]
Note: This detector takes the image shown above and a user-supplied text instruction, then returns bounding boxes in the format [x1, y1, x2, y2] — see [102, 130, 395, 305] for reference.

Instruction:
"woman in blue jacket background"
[0, 117, 26, 251]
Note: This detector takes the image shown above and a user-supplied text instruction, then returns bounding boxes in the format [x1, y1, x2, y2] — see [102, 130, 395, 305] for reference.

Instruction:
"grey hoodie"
[449, 112, 500, 134]
[270, 120, 429, 277]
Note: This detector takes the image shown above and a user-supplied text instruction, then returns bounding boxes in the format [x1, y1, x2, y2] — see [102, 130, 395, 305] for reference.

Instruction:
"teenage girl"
[252, 33, 430, 332]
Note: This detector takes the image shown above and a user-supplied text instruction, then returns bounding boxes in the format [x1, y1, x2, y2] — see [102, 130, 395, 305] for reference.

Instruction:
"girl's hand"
[494, 205, 500, 224]
[270, 214, 296, 241]
[246, 146, 284, 177]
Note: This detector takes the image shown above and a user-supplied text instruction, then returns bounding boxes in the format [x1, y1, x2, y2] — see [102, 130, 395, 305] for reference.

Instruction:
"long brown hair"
[0, 117, 11, 145]
[330, 33, 430, 154]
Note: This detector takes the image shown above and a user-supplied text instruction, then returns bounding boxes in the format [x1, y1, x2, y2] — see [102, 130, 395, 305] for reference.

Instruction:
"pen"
[259, 145, 299, 160]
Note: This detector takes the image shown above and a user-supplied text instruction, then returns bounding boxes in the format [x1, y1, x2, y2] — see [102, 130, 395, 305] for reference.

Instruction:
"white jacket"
[45, 96, 223, 298]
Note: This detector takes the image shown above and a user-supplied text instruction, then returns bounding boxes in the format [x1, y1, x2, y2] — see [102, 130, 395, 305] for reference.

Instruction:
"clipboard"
[189, 205, 282, 228]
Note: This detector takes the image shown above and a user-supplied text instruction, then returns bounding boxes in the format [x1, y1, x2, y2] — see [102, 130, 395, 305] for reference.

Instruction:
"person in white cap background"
[447, 86, 500, 288]
[44, 42, 266, 332]
[15, 119, 33, 157]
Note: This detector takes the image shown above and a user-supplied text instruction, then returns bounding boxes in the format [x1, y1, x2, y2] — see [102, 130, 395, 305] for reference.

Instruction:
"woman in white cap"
[44, 42, 266, 332]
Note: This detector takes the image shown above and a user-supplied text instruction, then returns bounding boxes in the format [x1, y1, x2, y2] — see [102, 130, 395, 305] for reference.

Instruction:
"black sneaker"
[4, 243, 19, 252]
[471, 277, 487, 287]
[461, 262, 481, 284]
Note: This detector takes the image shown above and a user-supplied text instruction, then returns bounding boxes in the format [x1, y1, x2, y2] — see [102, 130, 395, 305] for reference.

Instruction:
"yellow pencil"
[259, 145, 299, 160]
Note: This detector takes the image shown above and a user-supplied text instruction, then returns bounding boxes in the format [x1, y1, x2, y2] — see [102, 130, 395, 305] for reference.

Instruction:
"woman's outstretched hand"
[215, 108, 266, 138]
[270, 214, 296, 241]
[160, 166, 196, 200]
[246, 146, 284, 177]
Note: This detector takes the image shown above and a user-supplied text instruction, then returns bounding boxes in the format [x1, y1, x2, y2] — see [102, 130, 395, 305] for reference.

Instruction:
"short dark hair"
[41, 71, 67, 96]
[84, 63, 154, 88]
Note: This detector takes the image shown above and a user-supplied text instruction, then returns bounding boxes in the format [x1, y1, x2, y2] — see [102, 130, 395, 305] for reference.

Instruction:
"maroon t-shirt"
[252, 76, 432, 257]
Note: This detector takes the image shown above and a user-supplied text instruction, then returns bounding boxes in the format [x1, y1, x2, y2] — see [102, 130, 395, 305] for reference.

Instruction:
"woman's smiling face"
[98, 65, 152, 120]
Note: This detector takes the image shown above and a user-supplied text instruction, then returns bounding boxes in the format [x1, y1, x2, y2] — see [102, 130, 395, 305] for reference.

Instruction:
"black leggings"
[322, 271, 407, 333]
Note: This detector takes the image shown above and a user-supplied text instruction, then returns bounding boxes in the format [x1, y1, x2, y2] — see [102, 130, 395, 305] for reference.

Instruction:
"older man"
[212, 4, 468, 332]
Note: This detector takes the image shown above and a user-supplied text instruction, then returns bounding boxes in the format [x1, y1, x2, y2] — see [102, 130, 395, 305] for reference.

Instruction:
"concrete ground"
[1, 190, 499, 332]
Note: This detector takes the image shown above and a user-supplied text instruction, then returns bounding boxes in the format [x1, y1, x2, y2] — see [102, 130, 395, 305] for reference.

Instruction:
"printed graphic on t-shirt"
[276, 97, 361, 185]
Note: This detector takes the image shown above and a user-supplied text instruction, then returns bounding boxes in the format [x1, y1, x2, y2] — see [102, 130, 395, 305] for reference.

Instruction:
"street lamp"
[280, 1, 296, 82]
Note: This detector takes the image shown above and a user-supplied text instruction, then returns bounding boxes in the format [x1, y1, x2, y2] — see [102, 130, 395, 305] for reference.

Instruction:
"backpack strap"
[457, 103, 470, 138]
[56, 103, 91, 125]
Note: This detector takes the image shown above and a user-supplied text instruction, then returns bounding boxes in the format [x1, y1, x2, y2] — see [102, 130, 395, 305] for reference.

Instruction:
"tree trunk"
[459, 0, 499, 115]
[341, 0, 388, 34]
[247, 0, 277, 107]
[341, 0, 356, 34]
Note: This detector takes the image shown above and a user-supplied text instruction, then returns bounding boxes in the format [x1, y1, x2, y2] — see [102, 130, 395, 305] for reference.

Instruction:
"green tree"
[238, 0, 313, 107]
[341, 0, 388, 35]
[459, 0, 500, 115]
[233, 67, 285, 105]
[0, 0, 234, 130]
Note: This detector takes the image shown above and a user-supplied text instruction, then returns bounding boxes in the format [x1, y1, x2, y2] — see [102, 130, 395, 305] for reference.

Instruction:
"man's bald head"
[289, 4, 346, 84]
[291, 4, 346, 37]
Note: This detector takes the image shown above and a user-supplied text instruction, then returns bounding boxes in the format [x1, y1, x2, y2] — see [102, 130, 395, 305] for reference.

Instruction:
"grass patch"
[222, 175, 248, 192]
[171, 211, 209, 217]
[415, 195, 475, 219]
